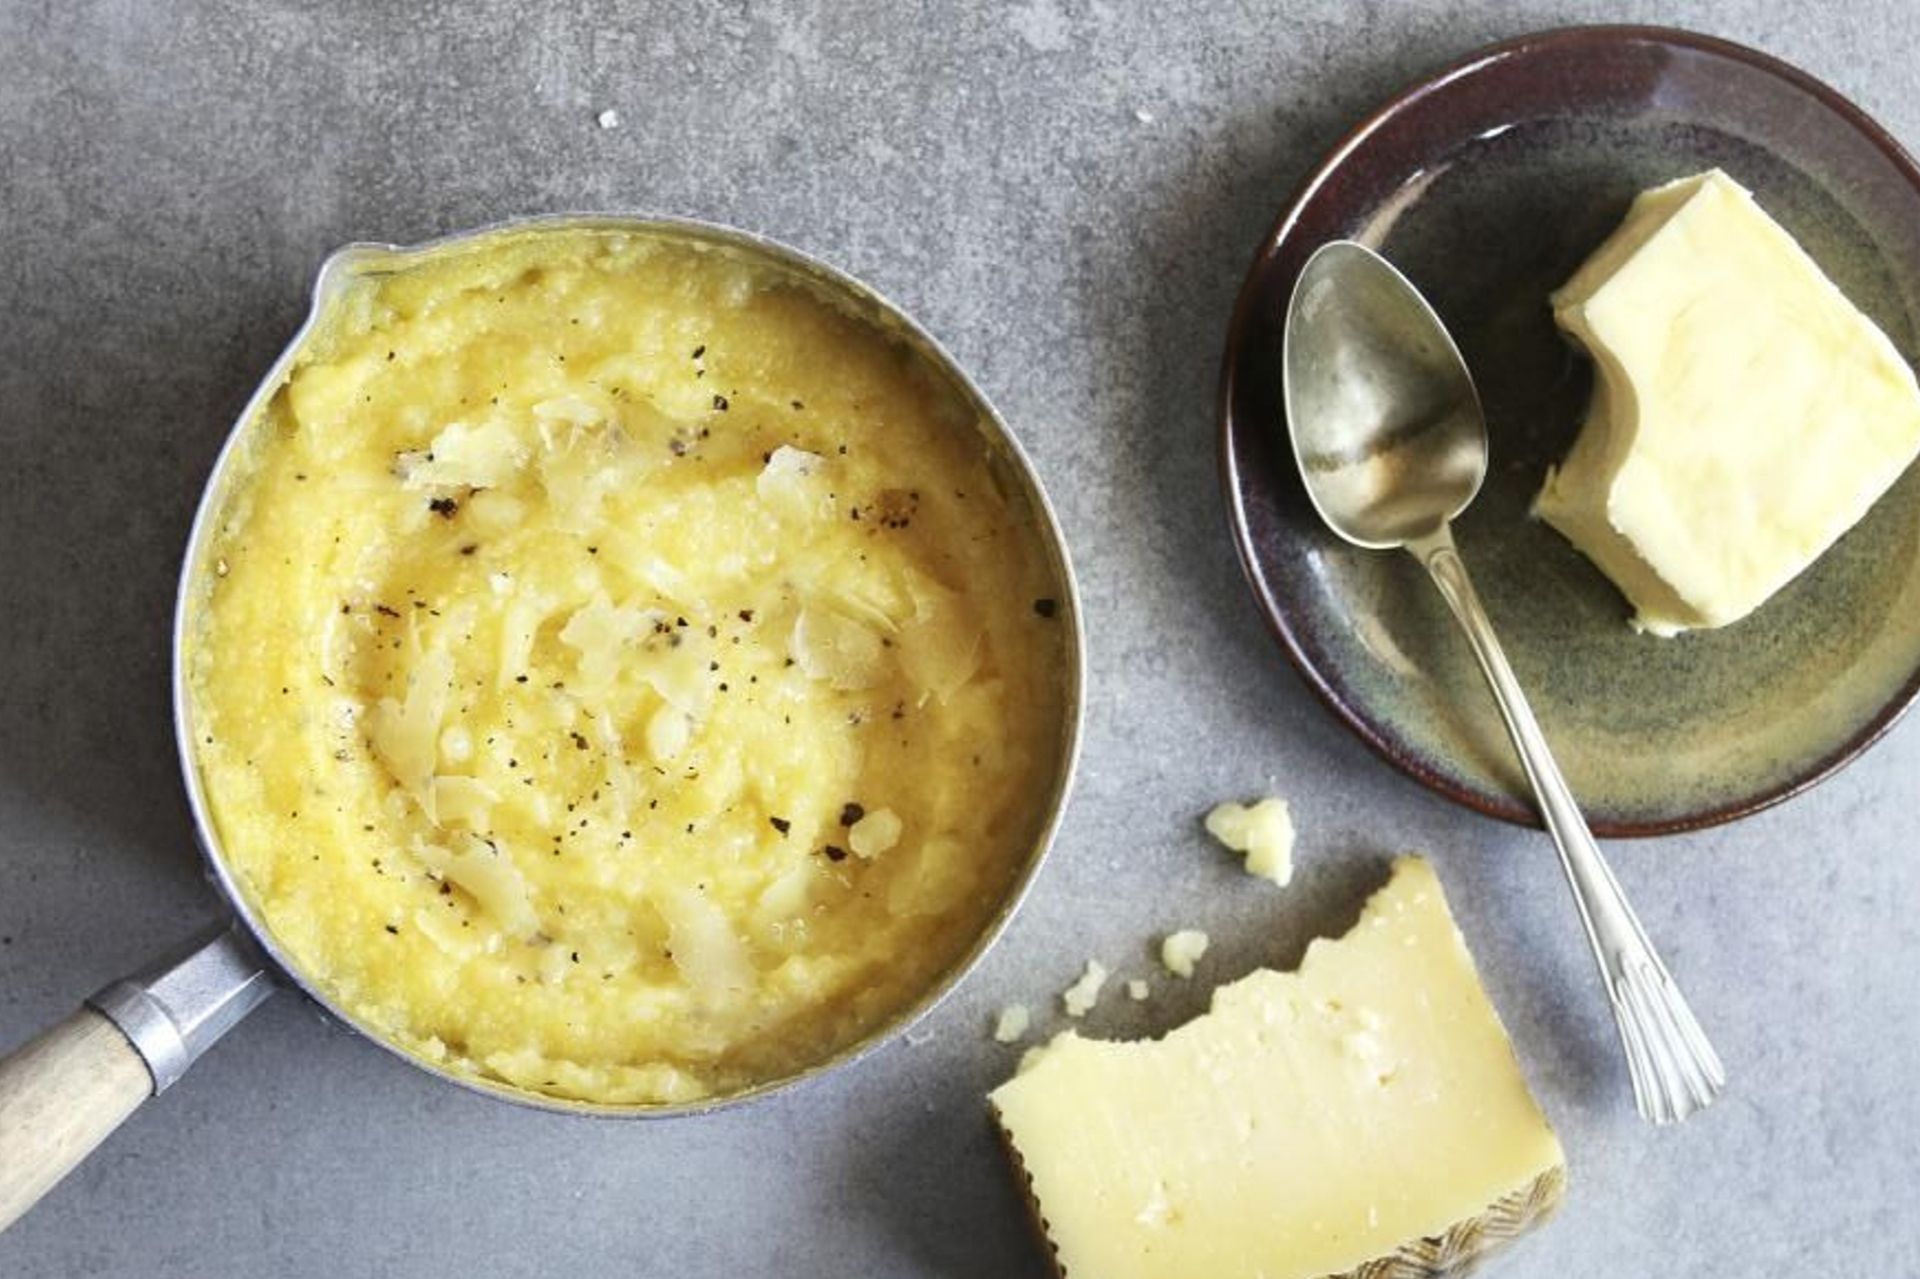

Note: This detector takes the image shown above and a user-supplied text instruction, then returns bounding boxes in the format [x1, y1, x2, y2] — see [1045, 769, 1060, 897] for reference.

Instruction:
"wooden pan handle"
[0, 1007, 153, 1231]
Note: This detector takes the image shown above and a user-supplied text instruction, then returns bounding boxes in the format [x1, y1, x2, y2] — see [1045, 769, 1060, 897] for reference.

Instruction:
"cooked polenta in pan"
[185, 230, 1071, 1104]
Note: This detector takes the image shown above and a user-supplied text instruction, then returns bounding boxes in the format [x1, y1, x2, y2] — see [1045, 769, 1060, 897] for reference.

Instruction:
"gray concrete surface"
[3, 1, 1918, 1274]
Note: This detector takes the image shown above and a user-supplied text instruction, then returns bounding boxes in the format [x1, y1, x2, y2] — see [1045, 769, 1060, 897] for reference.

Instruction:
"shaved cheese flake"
[401, 420, 528, 490]
[558, 593, 651, 693]
[369, 648, 455, 814]
[317, 609, 349, 686]
[784, 561, 901, 634]
[412, 834, 539, 939]
[498, 594, 553, 691]
[531, 394, 609, 427]
[826, 587, 901, 636]
[897, 576, 983, 702]
[413, 904, 482, 958]
[640, 633, 711, 713]
[654, 885, 754, 999]
[791, 605, 885, 690]
[537, 417, 631, 531]
[431, 775, 499, 829]
[465, 489, 527, 535]
[587, 710, 637, 827]
[601, 530, 694, 600]
[754, 867, 813, 936]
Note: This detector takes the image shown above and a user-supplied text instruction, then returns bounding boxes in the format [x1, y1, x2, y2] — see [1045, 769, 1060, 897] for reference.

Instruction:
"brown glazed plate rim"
[1217, 24, 1920, 838]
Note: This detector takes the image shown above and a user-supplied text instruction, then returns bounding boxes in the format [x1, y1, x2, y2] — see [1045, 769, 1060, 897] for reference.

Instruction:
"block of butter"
[1535, 169, 1920, 635]
[989, 858, 1564, 1279]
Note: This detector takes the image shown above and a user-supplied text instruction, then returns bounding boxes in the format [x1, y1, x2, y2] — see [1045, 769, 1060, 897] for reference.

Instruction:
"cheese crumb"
[848, 807, 903, 859]
[1061, 960, 1109, 1017]
[644, 705, 692, 762]
[1160, 930, 1209, 979]
[596, 108, 621, 130]
[1126, 979, 1150, 1001]
[994, 1003, 1032, 1043]
[756, 444, 827, 517]
[1204, 797, 1295, 885]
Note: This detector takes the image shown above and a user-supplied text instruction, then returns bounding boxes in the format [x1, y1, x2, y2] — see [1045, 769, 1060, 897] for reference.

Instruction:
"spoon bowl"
[1283, 242, 1488, 549]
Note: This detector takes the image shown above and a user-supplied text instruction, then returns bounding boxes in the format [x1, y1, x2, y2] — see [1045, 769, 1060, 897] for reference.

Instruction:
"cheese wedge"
[989, 857, 1564, 1279]
[1535, 169, 1920, 635]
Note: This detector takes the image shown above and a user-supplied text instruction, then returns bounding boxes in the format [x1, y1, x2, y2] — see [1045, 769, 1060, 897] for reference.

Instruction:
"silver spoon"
[1282, 239, 1725, 1124]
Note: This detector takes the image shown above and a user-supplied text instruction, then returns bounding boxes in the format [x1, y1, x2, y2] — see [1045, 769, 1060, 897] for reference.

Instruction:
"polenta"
[185, 229, 1070, 1105]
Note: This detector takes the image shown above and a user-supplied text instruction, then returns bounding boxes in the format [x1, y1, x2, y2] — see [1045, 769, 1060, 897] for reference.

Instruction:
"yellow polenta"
[185, 230, 1070, 1105]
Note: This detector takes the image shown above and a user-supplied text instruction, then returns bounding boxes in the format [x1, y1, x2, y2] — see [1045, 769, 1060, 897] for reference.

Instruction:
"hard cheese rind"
[1535, 169, 1920, 635]
[989, 857, 1564, 1279]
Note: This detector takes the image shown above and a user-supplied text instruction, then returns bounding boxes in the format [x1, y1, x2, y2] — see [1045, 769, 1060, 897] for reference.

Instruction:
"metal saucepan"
[0, 215, 1084, 1231]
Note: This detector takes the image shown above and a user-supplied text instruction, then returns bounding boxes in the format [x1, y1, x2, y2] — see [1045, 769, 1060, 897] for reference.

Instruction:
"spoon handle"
[1411, 526, 1726, 1124]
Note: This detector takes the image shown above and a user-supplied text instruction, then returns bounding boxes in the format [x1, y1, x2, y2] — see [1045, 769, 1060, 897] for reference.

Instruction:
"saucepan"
[0, 214, 1084, 1231]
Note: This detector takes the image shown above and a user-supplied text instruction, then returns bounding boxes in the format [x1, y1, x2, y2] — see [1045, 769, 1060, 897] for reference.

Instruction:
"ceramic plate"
[1220, 25, 1920, 836]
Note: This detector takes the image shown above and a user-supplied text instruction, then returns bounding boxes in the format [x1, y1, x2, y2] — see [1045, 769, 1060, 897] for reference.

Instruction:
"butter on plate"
[1535, 168, 1920, 636]
[989, 858, 1564, 1279]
